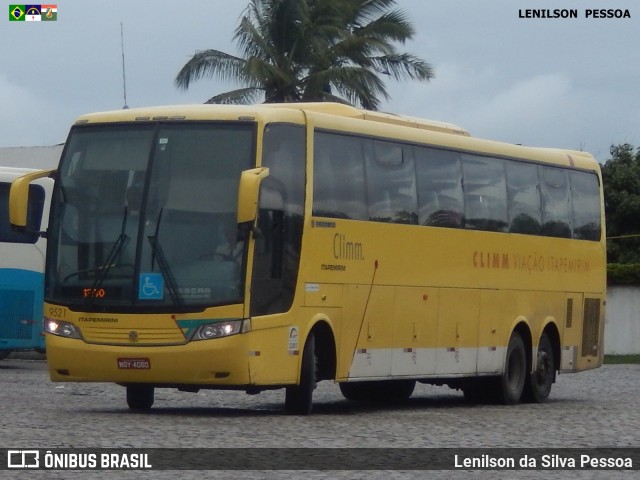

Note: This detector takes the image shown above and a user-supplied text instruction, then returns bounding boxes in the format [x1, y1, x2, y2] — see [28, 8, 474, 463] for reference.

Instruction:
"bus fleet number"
[48, 307, 66, 318]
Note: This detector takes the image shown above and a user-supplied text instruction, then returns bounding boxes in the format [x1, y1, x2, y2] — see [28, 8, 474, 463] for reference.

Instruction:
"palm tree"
[175, 0, 433, 110]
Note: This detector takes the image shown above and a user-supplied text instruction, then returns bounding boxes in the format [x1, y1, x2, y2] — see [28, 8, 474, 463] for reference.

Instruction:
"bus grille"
[581, 298, 601, 357]
[81, 326, 186, 345]
[0, 289, 35, 340]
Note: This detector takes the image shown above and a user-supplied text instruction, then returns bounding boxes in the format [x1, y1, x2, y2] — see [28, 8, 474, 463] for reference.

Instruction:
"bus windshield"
[46, 122, 255, 312]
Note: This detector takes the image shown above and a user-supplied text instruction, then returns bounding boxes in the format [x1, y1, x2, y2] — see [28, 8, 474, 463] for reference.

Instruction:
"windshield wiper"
[147, 208, 184, 306]
[147, 235, 183, 307]
[87, 207, 129, 299]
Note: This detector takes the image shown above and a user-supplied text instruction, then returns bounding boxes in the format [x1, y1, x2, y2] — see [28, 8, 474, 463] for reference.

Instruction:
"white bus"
[0, 167, 52, 359]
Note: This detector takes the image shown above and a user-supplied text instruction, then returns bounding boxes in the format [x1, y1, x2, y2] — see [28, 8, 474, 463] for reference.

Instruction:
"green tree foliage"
[607, 263, 640, 286]
[174, 0, 433, 110]
[601, 143, 640, 264]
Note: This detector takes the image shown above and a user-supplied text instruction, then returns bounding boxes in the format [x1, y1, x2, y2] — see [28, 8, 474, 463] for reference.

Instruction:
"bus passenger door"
[435, 289, 479, 375]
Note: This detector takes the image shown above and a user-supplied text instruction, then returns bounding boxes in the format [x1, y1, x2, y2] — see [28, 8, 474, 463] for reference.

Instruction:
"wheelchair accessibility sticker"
[139, 273, 164, 300]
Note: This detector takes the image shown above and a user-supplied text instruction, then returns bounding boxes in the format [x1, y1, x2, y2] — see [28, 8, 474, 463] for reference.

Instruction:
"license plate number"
[117, 358, 151, 369]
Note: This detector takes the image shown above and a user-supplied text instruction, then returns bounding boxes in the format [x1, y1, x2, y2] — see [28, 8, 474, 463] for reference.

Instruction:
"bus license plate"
[117, 358, 151, 369]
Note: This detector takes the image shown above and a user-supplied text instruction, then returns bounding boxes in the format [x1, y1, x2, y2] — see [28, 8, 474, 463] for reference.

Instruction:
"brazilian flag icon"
[10, 4, 26, 21]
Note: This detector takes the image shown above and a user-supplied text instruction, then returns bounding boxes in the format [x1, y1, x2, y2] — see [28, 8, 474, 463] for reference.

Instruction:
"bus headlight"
[192, 319, 248, 341]
[45, 319, 82, 339]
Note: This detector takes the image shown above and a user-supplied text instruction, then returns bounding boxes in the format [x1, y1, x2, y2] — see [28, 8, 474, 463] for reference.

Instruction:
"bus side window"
[415, 147, 464, 228]
[313, 132, 367, 220]
[366, 140, 418, 225]
[462, 155, 508, 233]
[570, 171, 601, 241]
[506, 161, 542, 234]
[540, 166, 572, 238]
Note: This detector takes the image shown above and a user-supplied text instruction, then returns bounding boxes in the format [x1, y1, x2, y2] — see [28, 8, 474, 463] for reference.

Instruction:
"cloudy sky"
[1, 0, 638, 163]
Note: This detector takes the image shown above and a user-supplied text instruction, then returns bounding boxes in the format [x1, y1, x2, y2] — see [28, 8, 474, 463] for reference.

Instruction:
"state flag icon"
[9, 4, 26, 21]
[25, 4, 41, 21]
[42, 4, 57, 21]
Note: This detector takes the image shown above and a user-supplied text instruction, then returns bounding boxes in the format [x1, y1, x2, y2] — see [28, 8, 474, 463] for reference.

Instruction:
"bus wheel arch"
[543, 322, 561, 376]
[284, 320, 336, 415]
[311, 320, 337, 381]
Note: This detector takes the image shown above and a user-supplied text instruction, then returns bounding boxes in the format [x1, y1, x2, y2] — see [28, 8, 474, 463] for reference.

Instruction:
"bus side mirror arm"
[237, 167, 270, 225]
[10, 169, 55, 230]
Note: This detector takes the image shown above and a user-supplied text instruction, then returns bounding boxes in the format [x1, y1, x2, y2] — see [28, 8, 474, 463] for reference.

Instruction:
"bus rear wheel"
[497, 331, 527, 404]
[0, 350, 12, 361]
[523, 332, 555, 403]
[126, 385, 154, 411]
[284, 333, 316, 415]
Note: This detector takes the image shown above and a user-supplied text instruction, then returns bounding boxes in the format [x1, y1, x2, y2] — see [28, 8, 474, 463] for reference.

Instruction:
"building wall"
[0, 145, 63, 170]
[605, 286, 640, 354]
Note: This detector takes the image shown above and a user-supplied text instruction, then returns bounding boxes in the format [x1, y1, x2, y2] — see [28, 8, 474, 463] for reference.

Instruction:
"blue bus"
[0, 167, 52, 359]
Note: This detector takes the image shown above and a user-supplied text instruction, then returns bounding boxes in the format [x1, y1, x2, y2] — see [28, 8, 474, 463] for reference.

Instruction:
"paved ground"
[1, 359, 638, 479]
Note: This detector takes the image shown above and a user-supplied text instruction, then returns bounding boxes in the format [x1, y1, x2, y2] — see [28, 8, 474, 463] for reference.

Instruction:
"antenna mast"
[121, 22, 129, 109]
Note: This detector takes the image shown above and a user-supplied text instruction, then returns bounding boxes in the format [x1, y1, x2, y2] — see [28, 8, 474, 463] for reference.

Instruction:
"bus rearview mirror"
[10, 169, 55, 229]
[237, 167, 270, 225]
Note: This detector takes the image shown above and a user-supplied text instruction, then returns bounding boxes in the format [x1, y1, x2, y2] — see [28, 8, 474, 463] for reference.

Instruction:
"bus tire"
[339, 382, 371, 401]
[523, 332, 555, 403]
[285, 332, 316, 415]
[377, 380, 415, 402]
[0, 350, 12, 361]
[498, 331, 527, 405]
[126, 385, 154, 411]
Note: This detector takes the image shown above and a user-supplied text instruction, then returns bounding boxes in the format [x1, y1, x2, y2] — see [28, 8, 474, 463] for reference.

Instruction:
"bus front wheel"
[498, 331, 527, 404]
[126, 385, 154, 411]
[284, 333, 316, 415]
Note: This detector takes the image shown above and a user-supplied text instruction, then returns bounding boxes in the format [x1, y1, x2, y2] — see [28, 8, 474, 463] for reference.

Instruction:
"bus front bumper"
[45, 333, 253, 387]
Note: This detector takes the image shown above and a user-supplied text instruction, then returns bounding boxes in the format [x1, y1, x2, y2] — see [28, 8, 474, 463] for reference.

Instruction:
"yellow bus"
[10, 102, 605, 414]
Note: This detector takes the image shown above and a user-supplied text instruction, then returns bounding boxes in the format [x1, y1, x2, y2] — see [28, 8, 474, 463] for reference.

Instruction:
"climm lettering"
[333, 234, 364, 260]
[519, 9, 578, 18]
[473, 251, 509, 270]
[473, 252, 590, 274]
